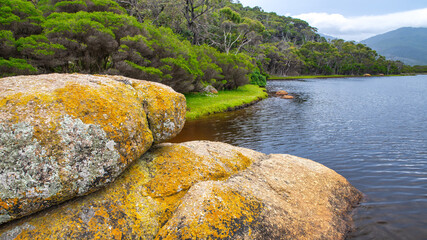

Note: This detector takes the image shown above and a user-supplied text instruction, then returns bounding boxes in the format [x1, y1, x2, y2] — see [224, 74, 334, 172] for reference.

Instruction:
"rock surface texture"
[0, 74, 186, 224]
[0, 141, 362, 239]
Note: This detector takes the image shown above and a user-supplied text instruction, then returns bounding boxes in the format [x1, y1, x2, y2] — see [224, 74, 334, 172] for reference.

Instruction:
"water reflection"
[170, 76, 427, 239]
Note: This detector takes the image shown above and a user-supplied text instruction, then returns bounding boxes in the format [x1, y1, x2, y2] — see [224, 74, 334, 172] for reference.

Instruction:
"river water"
[170, 75, 427, 239]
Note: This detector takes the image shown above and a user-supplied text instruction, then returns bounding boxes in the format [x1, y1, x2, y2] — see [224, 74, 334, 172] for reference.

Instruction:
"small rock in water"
[282, 95, 294, 99]
[276, 90, 288, 95]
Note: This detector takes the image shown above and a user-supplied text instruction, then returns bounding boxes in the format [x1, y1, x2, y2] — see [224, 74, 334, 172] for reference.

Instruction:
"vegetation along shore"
[1, 0, 426, 119]
[2, 0, 426, 96]
[185, 84, 268, 120]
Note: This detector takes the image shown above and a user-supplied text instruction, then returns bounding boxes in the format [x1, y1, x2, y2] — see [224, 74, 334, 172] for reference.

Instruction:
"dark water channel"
[170, 75, 427, 239]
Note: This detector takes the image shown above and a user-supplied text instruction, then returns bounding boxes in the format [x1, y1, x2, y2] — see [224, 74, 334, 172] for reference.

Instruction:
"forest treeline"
[0, 0, 416, 93]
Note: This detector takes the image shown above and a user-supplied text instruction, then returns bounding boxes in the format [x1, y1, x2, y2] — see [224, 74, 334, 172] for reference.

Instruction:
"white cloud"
[294, 8, 427, 41]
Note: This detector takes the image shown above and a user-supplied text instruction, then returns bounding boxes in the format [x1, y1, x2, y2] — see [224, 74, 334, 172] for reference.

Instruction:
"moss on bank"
[185, 85, 267, 120]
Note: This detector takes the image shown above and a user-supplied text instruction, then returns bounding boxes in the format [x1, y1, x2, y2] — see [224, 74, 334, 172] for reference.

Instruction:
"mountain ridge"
[361, 27, 427, 65]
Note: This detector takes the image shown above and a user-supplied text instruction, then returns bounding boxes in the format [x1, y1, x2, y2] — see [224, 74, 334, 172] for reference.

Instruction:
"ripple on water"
[171, 76, 427, 239]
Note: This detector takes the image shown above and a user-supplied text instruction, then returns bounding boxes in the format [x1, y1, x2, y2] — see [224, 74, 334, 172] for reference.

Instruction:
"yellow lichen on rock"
[0, 141, 265, 239]
[1, 159, 160, 240]
[0, 74, 186, 225]
[130, 80, 186, 143]
[141, 142, 261, 198]
[0, 141, 362, 239]
[157, 153, 362, 240]
[156, 181, 262, 240]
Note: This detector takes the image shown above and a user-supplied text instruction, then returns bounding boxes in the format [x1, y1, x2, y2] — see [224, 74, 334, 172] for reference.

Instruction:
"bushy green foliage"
[1, 0, 409, 91]
[220, 7, 242, 23]
[108, 21, 254, 93]
[53, 0, 88, 13]
[0, 30, 16, 58]
[38, 0, 126, 15]
[250, 69, 266, 87]
[406, 65, 427, 73]
[17, 35, 65, 56]
[40, 11, 143, 72]
[0, 57, 37, 77]
[297, 40, 404, 75]
[0, 0, 44, 38]
[16, 34, 66, 71]
[89, 0, 125, 13]
[252, 41, 303, 76]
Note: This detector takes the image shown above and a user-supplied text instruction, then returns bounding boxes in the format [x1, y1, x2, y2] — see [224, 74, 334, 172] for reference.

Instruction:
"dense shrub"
[0, 57, 37, 77]
[16, 34, 66, 71]
[110, 22, 254, 93]
[250, 69, 266, 87]
[0, 30, 16, 58]
[0, 0, 44, 38]
[41, 11, 143, 72]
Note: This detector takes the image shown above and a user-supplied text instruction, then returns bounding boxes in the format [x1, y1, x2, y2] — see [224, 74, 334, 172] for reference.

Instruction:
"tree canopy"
[0, 0, 411, 92]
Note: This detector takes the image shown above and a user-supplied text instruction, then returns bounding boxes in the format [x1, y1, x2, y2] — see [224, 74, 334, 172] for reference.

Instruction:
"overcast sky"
[238, 0, 427, 41]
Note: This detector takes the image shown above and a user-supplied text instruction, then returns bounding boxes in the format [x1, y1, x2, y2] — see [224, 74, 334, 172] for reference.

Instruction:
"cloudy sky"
[238, 0, 427, 41]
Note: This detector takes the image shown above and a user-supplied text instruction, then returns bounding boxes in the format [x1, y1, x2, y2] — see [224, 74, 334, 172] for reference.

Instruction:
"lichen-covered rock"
[0, 141, 264, 239]
[0, 74, 185, 225]
[158, 154, 362, 240]
[130, 81, 186, 143]
[0, 141, 362, 239]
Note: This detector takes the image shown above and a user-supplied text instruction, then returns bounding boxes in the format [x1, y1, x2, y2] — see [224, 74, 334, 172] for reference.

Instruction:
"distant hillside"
[318, 33, 337, 41]
[361, 27, 427, 65]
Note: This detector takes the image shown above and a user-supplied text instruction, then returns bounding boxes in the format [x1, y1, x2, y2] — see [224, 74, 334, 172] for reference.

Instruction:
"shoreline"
[185, 84, 268, 120]
[185, 73, 420, 121]
[268, 74, 410, 80]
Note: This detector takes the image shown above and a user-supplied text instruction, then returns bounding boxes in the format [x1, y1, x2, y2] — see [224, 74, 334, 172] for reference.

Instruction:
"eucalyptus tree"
[205, 7, 264, 54]
[253, 41, 303, 76]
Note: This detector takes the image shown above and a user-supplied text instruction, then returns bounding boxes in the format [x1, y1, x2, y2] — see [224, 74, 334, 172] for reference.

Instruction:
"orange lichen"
[156, 183, 262, 239]
[143, 145, 256, 198]
[0, 76, 166, 224]
[131, 81, 186, 143]
[111, 228, 123, 240]
[0, 143, 260, 239]
[1, 81, 153, 165]
[156, 191, 187, 227]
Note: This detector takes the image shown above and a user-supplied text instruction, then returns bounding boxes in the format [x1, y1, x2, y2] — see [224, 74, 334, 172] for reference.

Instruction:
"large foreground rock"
[0, 74, 185, 225]
[158, 154, 361, 239]
[0, 141, 362, 239]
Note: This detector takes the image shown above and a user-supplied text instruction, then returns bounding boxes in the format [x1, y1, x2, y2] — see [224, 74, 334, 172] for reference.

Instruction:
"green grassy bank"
[185, 85, 268, 120]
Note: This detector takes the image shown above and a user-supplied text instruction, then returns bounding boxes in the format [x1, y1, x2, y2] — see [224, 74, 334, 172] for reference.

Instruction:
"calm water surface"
[171, 75, 427, 239]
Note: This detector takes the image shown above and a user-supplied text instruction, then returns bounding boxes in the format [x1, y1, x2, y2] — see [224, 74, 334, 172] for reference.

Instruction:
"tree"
[181, 0, 224, 44]
[116, 0, 174, 23]
[42, 11, 143, 72]
[253, 41, 302, 76]
[205, 7, 264, 54]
